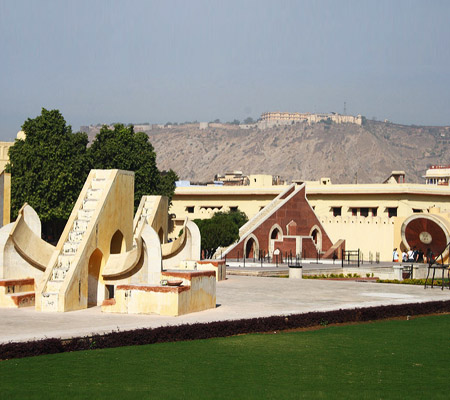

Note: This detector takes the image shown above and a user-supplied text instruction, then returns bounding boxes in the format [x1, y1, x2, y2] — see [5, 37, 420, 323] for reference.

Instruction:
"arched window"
[309, 226, 322, 251]
[271, 228, 281, 239]
[268, 224, 283, 253]
[88, 249, 103, 307]
[110, 230, 124, 254]
[244, 235, 259, 259]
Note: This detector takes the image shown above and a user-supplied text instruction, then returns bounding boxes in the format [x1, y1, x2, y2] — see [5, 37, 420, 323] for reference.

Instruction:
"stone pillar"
[393, 265, 403, 281]
[289, 265, 303, 279]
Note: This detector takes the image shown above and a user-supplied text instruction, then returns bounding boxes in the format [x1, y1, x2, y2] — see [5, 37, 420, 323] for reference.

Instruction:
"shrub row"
[304, 273, 362, 279]
[377, 278, 449, 286]
[1, 300, 450, 361]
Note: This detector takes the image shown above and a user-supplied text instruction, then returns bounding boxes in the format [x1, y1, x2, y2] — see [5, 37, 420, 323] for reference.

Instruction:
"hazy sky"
[1, 0, 449, 140]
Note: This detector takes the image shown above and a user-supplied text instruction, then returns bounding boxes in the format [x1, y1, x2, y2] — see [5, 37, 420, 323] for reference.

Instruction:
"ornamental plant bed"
[322, 277, 378, 282]
[303, 273, 377, 280]
[377, 278, 449, 285]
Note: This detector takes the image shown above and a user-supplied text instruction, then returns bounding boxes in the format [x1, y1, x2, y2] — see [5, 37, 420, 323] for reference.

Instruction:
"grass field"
[1, 314, 449, 399]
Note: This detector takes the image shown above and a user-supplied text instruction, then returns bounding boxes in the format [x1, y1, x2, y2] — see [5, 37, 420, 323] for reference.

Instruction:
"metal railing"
[424, 243, 450, 290]
[341, 249, 361, 268]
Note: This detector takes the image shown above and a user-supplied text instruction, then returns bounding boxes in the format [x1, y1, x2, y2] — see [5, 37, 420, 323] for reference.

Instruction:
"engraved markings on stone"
[419, 231, 432, 244]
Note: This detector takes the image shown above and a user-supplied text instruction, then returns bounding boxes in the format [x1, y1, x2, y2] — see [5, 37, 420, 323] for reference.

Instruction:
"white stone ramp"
[36, 170, 135, 312]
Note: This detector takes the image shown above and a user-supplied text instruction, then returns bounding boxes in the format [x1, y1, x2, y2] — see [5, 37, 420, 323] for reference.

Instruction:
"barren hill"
[142, 121, 450, 183]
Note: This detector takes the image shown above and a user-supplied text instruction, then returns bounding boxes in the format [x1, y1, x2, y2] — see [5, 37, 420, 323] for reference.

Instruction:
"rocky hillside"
[113, 121, 450, 184]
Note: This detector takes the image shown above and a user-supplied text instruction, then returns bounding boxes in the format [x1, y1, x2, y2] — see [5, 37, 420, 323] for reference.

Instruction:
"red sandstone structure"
[222, 184, 345, 260]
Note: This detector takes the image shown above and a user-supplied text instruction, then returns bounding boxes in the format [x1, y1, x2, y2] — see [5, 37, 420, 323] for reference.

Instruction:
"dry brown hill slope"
[146, 121, 450, 183]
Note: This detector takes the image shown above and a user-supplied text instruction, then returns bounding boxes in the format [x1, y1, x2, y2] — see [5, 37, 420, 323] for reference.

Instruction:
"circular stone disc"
[402, 217, 447, 256]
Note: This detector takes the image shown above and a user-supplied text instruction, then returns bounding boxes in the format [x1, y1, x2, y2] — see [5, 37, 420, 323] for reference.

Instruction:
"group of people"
[393, 247, 430, 263]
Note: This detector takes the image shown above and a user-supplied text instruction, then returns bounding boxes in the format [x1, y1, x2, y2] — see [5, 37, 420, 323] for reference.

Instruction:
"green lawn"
[1, 314, 449, 399]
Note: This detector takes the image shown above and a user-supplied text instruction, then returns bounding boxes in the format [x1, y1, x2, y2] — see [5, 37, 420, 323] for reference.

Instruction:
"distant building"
[383, 171, 406, 184]
[424, 165, 450, 185]
[133, 124, 152, 132]
[239, 123, 258, 130]
[258, 111, 363, 129]
[170, 171, 450, 261]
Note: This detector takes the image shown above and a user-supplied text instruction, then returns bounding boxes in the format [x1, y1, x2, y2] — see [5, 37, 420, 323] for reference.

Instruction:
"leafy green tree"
[6, 108, 90, 240]
[158, 169, 179, 204]
[194, 209, 248, 255]
[244, 117, 255, 124]
[6, 111, 179, 241]
[88, 124, 178, 208]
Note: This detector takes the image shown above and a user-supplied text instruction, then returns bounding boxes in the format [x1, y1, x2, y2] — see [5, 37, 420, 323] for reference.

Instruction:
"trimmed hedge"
[377, 278, 448, 286]
[1, 300, 450, 361]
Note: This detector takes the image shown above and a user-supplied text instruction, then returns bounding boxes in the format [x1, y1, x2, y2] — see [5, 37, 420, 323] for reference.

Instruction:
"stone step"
[144, 199, 155, 207]
[63, 241, 80, 255]
[41, 292, 59, 311]
[78, 209, 94, 220]
[142, 207, 153, 216]
[82, 199, 98, 210]
[68, 230, 84, 242]
[91, 178, 107, 189]
[57, 254, 74, 268]
[46, 280, 63, 293]
[94, 170, 110, 179]
[8, 291, 35, 308]
[0, 278, 35, 294]
[73, 219, 89, 232]
[51, 265, 70, 280]
[86, 188, 102, 200]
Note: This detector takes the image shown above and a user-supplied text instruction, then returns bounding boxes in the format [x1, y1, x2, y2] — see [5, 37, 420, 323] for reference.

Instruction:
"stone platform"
[1, 275, 449, 344]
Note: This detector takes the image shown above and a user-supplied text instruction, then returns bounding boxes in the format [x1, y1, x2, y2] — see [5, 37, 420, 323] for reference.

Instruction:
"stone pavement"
[1, 275, 449, 344]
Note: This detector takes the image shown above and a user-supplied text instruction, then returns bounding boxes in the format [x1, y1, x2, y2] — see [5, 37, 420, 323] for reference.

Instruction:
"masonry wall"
[320, 216, 394, 262]
[227, 187, 333, 258]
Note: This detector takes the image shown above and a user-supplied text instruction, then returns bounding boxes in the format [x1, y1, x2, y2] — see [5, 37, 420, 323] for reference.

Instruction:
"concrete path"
[1, 275, 449, 344]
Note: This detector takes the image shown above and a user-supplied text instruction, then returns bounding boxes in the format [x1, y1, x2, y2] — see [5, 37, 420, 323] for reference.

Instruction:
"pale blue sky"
[1, 0, 449, 140]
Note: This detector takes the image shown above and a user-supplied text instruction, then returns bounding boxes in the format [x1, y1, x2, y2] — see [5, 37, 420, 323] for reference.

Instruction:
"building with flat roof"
[424, 165, 450, 185]
[170, 173, 450, 261]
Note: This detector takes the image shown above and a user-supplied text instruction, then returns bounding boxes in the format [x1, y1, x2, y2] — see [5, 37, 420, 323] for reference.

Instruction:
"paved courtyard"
[1, 275, 449, 344]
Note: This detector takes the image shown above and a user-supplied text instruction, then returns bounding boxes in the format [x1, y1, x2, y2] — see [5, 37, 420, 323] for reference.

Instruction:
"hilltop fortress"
[258, 111, 363, 129]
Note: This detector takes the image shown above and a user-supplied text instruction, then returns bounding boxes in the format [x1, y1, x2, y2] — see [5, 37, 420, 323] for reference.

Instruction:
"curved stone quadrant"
[0, 169, 208, 315]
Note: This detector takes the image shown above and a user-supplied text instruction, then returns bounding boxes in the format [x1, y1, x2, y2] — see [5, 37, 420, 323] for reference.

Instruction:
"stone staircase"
[238, 184, 297, 239]
[238, 198, 284, 239]
[0, 278, 35, 308]
[134, 196, 159, 236]
[41, 173, 108, 311]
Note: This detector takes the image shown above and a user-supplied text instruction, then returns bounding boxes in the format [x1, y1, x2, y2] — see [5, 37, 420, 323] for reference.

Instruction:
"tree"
[6, 108, 90, 240]
[158, 169, 179, 204]
[88, 124, 178, 208]
[244, 117, 255, 124]
[194, 209, 248, 256]
[7, 110, 179, 241]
